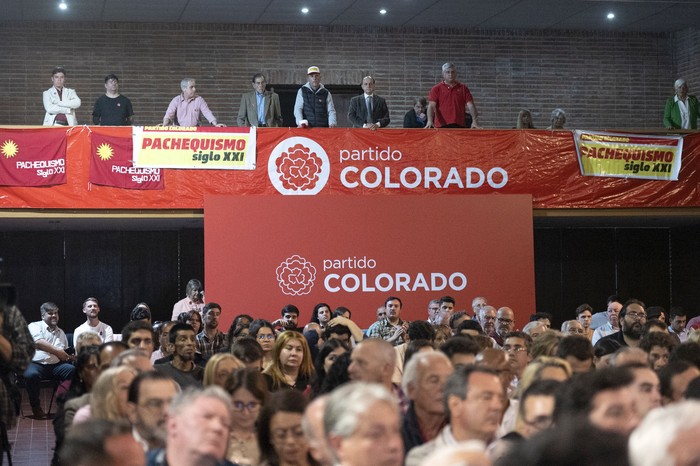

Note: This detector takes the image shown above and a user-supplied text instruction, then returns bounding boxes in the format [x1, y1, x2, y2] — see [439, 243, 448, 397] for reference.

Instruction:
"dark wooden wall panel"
[670, 226, 700, 318]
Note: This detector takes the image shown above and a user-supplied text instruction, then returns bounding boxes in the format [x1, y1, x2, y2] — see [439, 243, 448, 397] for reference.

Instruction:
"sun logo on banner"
[1, 140, 19, 158]
[96, 143, 114, 161]
[276, 255, 317, 296]
[267, 137, 330, 195]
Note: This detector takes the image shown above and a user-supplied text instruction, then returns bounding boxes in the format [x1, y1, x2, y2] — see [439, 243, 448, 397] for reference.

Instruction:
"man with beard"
[476, 305, 497, 338]
[599, 299, 646, 348]
[196, 302, 227, 359]
[25, 302, 75, 418]
[494, 307, 516, 346]
[154, 323, 203, 388]
[127, 372, 180, 451]
[74, 297, 114, 343]
[367, 296, 408, 346]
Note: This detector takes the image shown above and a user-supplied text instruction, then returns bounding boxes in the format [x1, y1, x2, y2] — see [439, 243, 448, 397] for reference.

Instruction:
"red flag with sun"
[90, 132, 164, 189]
[0, 128, 67, 186]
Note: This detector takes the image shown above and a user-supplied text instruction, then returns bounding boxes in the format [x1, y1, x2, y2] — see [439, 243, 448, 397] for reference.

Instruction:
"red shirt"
[428, 81, 473, 128]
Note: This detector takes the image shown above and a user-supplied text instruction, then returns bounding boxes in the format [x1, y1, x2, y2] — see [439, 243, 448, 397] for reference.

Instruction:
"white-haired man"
[324, 382, 404, 466]
[426, 63, 479, 129]
[664, 78, 699, 129]
[163, 79, 224, 127]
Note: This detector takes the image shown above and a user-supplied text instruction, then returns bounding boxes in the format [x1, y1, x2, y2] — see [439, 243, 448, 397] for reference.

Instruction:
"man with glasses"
[237, 73, 283, 127]
[127, 372, 180, 451]
[493, 307, 516, 346]
[599, 299, 647, 348]
[592, 295, 623, 344]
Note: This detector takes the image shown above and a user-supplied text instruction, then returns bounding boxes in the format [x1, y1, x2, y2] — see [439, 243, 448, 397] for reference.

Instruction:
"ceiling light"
[380, 9, 387, 15]
[58, 1, 67, 10]
[301, 7, 309, 14]
[607, 12, 615, 20]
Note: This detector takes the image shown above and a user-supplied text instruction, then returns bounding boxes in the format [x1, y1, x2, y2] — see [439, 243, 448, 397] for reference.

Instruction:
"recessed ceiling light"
[607, 12, 615, 20]
[380, 9, 387, 15]
[58, 1, 67, 10]
[301, 7, 309, 14]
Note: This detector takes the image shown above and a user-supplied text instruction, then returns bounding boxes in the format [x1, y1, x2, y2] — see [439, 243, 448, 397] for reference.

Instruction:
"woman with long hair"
[309, 303, 332, 330]
[72, 366, 135, 425]
[225, 367, 269, 466]
[263, 331, 314, 392]
[257, 390, 315, 466]
[310, 339, 350, 396]
[249, 319, 276, 369]
[203, 353, 244, 388]
[516, 109, 535, 129]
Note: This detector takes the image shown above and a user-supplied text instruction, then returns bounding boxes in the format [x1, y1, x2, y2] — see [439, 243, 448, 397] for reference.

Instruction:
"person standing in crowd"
[43, 66, 81, 126]
[664, 78, 699, 129]
[172, 279, 205, 320]
[294, 66, 336, 128]
[426, 63, 479, 129]
[92, 74, 134, 125]
[162, 79, 225, 127]
[348, 76, 390, 129]
[237, 73, 283, 127]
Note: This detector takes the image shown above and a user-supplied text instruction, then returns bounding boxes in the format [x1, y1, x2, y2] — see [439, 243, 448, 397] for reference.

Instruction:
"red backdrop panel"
[205, 194, 535, 331]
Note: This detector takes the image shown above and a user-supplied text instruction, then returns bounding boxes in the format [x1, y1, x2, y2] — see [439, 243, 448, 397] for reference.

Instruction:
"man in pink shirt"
[162, 78, 225, 127]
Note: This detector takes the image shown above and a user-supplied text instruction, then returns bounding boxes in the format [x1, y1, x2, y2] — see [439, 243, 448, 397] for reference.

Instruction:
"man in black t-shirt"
[92, 74, 134, 125]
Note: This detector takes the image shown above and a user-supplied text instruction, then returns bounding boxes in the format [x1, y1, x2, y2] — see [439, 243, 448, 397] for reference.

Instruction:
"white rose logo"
[276, 255, 317, 295]
[268, 137, 330, 195]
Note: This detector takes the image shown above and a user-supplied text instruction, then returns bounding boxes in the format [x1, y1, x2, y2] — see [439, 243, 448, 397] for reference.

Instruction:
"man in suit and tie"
[348, 76, 390, 130]
[237, 73, 283, 127]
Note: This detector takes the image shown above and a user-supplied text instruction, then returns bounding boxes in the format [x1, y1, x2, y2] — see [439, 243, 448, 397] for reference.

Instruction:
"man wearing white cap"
[294, 66, 337, 128]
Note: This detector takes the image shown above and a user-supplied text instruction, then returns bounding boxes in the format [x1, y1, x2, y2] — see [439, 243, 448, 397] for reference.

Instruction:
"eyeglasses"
[626, 312, 647, 320]
[257, 334, 275, 340]
[567, 328, 585, 335]
[497, 318, 514, 325]
[232, 401, 260, 412]
[503, 345, 527, 353]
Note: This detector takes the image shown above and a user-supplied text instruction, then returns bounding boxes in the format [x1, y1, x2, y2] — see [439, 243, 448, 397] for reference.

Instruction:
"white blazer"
[43, 86, 81, 126]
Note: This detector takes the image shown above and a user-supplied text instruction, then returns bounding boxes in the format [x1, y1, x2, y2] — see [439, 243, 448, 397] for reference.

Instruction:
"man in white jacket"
[43, 66, 81, 126]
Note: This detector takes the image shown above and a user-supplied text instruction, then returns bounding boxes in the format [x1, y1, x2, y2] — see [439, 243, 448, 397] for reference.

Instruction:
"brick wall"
[0, 22, 688, 129]
[673, 28, 700, 94]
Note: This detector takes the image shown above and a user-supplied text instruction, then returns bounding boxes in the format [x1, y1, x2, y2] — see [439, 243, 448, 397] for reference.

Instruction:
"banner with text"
[205, 195, 536, 330]
[133, 126, 256, 170]
[90, 132, 164, 190]
[574, 130, 683, 180]
[0, 128, 66, 186]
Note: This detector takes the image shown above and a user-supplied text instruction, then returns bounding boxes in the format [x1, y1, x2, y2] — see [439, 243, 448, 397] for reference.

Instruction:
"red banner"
[90, 131, 164, 190]
[0, 128, 66, 186]
[1, 126, 700, 209]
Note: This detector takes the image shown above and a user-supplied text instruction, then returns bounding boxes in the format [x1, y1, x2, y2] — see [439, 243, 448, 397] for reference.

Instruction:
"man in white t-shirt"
[73, 297, 114, 344]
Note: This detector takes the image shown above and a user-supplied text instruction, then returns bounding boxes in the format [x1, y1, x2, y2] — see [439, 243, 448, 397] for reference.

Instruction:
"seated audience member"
[659, 359, 700, 404]
[74, 366, 136, 425]
[196, 302, 228, 359]
[401, 352, 453, 453]
[471, 296, 488, 317]
[147, 386, 236, 466]
[403, 340, 435, 369]
[663, 78, 699, 130]
[575, 303, 594, 340]
[319, 351, 352, 395]
[348, 338, 398, 396]
[111, 348, 153, 374]
[130, 303, 151, 323]
[224, 368, 268, 465]
[312, 339, 350, 396]
[126, 371, 180, 452]
[367, 296, 409, 346]
[493, 307, 516, 347]
[151, 321, 175, 364]
[322, 320, 351, 346]
[592, 295, 623, 344]
[153, 323, 203, 389]
[326, 314, 364, 344]
[645, 305, 666, 323]
[686, 376, 700, 399]
[528, 312, 553, 329]
[449, 311, 470, 334]
[310, 302, 332, 330]
[122, 320, 156, 357]
[639, 331, 677, 370]
[75, 331, 102, 353]
[202, 353, 243, 388]
[420, 443, 489, 466]
[272, 304, 303, 332]
[393, 320, 436, 383]
[456, 319, 484, 337]
[231, 313, 254, 331]
[497, 419, 629, 466]
[621, 362, 661, 418]
[325, 382, 405, 466]
[304, 324, 322, 362]
[59, 419, 144, 466]
[555, 334, 593, 373]
[519, 357, 572, 394]
[530, 330, 563, 359]
[433, 324, 451, 347]
[515, 109, 535, 129]
[74, 297, 114, 344]
[669, 341, 700, 368]
[249, 319, 276, 369]
[25, 301, 75, 418]
[641, 318, 668, 336]
[476, 348, 513, 395]
[176, 310, 202, 336]
[560, 319, 585, 336]
[52, 345, 101, 464]
[629, 400, 700, 466]
[440, 335, 481, 367]
[503, 332, 533, 384]
[522, 321, 547, 339]
[171, 278, 205, 320]
[263, 330, 314, 392]
[403, 97, 428, 128]
[231, 336, 264, 371]
[302, 396, 333, 466]
[599, 299, 647, 348]
[555, 367, 640, 436]
[546, 108, 566, 130]
[227, 323, 250, 347]
[257, 390, 312, 466]
[333, 307, 351, 319]
[593, 338, 622, 368]
[405, 366, 504, 466]
[98, 341, 128, 372]
[610, 346, 649, 367]
[476, 305, 497, 336]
